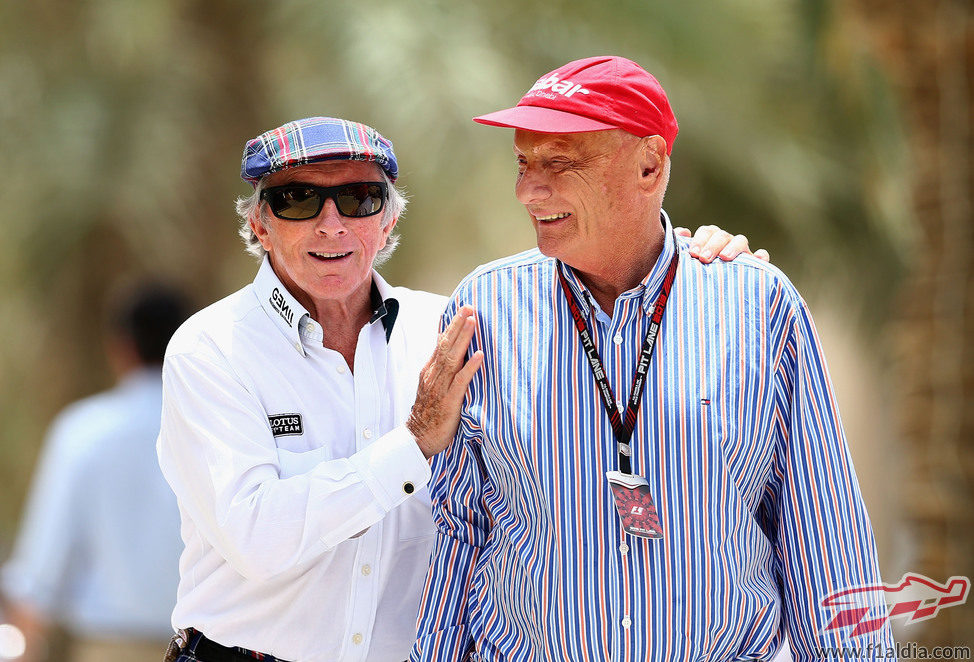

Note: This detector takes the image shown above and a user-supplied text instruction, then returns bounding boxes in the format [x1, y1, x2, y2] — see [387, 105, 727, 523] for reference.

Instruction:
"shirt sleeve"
[764, 287, 895, 659]
[411, 301, 489, 662]
[157, 347, 431, 582]
[1, 410, 88, 615]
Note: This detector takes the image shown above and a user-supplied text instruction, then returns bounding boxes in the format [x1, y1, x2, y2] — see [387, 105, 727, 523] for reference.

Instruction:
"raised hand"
[407, 305, 485, 458]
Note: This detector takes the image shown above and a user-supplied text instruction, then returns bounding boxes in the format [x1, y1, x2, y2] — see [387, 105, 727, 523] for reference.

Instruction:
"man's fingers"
[702, 229, 734, 262]
[688, 225, 717, 258]
[424, 310, 478, 392]
[451, 350, 484, 393]
[442, 315, 477, 365]
[717, 234, 751, 261]
[440, 305, 474, 347]
[674, 226, 691, 238]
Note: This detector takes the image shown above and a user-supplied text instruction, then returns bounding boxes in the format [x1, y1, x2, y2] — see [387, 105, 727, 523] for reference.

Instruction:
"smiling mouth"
[534, 212, 571, 223]
[309, 251, 352, 260]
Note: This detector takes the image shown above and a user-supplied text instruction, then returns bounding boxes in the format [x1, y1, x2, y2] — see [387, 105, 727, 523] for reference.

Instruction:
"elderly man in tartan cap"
[156, 116, 759, 662]
[157, 117, 483, 662]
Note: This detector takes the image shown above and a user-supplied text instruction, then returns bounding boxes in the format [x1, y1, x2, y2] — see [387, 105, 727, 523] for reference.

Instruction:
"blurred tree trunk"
[851, 0, 973, 645]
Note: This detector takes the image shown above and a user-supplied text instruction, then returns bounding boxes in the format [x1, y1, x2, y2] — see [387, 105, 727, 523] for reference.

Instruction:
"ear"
[380, 215, 399, 244]
[250, 213, 273, 252]
[636, 135, 668, 195]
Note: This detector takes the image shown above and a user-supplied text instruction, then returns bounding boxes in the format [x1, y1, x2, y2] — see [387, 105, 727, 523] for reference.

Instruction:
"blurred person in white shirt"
[2, 283, 191, 662]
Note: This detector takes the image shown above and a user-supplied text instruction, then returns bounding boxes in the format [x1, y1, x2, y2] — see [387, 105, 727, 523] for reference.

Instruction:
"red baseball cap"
[473, 56, 679, 154]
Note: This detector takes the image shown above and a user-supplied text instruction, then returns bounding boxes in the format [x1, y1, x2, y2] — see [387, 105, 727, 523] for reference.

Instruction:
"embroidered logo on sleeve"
[268, 413, 303, 437]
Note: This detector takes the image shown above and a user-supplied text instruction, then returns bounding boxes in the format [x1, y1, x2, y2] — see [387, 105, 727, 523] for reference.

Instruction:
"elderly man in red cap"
[412, 57, 894, 661]
[156, 116, 762, 662]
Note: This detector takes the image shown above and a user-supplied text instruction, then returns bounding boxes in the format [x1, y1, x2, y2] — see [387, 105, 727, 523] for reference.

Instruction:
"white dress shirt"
[2, 369, 181, 639]
[157, 257, 445, 662]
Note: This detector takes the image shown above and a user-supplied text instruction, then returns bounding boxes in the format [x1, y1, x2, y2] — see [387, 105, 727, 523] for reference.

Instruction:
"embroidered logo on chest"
[268, 413, 303, 437]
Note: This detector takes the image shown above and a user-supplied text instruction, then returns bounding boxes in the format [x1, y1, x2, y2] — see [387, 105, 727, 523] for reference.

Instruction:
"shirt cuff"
[350, 424, 431, 511]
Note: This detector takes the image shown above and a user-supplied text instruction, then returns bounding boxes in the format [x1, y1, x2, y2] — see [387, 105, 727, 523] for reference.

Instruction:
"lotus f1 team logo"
[821, 573, 970, 637]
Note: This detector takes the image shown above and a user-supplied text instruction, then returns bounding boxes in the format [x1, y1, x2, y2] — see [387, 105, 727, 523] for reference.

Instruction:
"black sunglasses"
[260, 181, 388, 220]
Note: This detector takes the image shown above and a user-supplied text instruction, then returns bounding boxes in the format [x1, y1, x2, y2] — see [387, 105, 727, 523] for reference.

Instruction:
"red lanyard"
[555, 249, 679, 475]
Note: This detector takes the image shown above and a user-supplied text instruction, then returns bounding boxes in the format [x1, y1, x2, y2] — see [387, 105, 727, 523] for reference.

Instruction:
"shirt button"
[402, 481, 415, 495]
[621, 616, 632, 629]
[294, 342, 302, 351]
[616, 399, 624, 413]
[613, 334, 623, 345]
[363, 428, 373, 439]
[351, 633, 363, 645]
[619, 543, 629, 554]
[336, 364, 347, 374]
[361, 564, 372, 576]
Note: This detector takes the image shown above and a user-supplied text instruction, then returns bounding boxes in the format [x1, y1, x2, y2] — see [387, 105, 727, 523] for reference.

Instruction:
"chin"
[535, 235, 566, 260]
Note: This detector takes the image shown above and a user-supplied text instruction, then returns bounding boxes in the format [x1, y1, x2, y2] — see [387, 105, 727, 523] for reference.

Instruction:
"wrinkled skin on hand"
[407, 305, 484, 459]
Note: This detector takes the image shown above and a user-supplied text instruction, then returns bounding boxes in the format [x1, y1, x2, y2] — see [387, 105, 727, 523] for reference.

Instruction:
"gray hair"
[235, 170, 406, 268]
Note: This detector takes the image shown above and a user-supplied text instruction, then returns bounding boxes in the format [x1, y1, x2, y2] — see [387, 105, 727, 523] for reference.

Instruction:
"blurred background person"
[1, 283, 191, 662]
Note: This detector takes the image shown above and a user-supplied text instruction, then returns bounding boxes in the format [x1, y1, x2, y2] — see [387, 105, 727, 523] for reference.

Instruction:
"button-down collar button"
[402, 481, 415, 495]
[336, 364, 347, 374]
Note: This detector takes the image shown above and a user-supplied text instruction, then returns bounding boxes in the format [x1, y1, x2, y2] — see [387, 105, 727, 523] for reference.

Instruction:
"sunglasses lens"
[335, 183, 385, 217]
[263, 183, 386, 220]
[266, 187, 322, 220]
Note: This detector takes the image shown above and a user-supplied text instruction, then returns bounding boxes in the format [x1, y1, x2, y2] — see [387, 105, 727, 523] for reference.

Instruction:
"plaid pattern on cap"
[241, 117, 398, 185]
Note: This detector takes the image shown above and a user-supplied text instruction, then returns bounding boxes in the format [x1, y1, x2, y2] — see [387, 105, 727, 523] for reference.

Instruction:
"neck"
[575, 231, 665, 314]
[310, 281, 374, 373]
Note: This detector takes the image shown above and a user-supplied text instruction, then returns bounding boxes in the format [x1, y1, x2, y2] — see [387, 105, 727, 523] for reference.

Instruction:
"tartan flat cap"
[241, 117, 399, 185]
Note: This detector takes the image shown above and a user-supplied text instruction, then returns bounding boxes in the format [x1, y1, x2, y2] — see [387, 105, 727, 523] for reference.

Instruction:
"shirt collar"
[369, 270, 400, 342]
[253, 256, 400, 356]
[557, 208, 676, 317]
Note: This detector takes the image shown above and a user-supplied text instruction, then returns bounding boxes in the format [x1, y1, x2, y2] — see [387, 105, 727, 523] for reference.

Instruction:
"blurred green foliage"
[0, 0, 908, 535]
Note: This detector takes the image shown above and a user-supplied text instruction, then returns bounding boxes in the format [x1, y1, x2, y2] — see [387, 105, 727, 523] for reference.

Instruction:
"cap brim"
[473, 105, 617, 133]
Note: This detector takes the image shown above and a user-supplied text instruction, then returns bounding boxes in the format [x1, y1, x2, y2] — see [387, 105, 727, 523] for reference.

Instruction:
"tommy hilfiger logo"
[270, 288, 295, 326]
[268, 413, 303, 437]
[527, 73, 591, 98]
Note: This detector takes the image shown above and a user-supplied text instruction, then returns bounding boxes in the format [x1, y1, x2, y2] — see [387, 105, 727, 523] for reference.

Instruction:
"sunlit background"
[0, 0, 970, 654]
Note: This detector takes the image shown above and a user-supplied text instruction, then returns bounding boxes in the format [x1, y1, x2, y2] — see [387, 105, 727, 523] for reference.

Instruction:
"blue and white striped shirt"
[412, 214, 893, 661]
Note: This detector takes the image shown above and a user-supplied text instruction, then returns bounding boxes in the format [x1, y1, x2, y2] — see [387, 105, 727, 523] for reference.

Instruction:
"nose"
[313, 199, 348, 236]
[514, 166, 551, 206]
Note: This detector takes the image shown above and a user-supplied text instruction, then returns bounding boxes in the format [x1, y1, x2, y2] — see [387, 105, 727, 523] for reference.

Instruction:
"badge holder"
[606, 471, 664, 539]
[557, 250, 678, 543]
